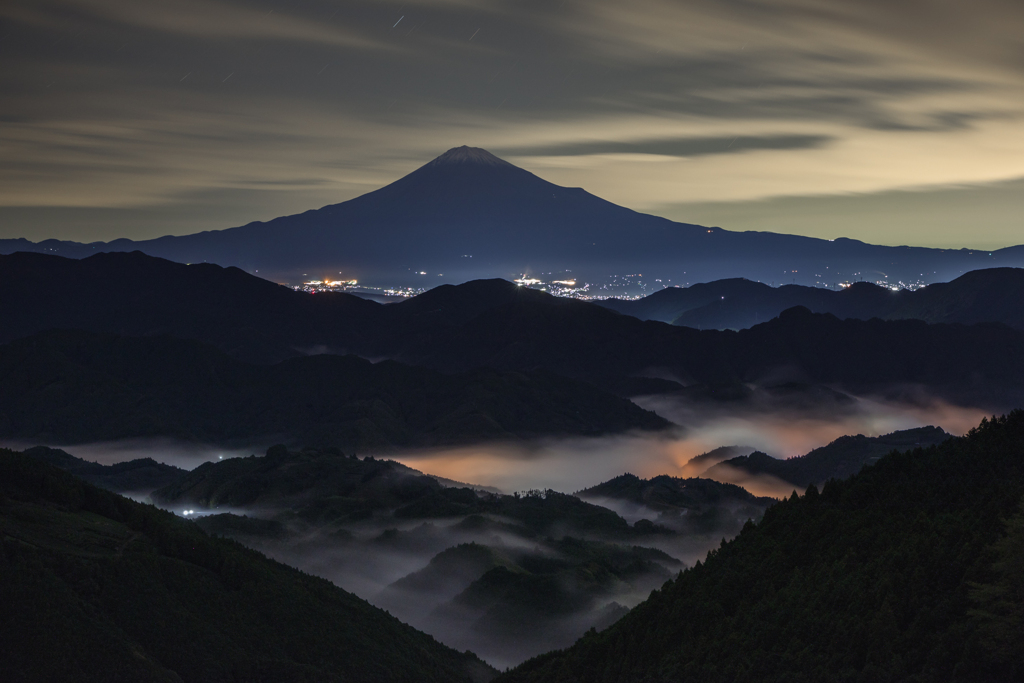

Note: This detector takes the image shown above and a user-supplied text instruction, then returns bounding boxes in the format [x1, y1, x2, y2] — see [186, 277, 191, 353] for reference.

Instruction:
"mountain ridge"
[597, 267, 1024, 330]
[5, 251, 1024, 411]
[701, 426, 951, 489]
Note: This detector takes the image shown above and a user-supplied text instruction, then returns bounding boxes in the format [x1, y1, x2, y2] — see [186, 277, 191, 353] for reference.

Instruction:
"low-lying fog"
[1, 392, 988, 668]
[3, 393, 985, 493]
[390, 394, 986, 496]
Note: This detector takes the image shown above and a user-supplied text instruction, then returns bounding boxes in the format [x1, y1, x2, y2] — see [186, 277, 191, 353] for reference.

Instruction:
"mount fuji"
[4, 146, 1022, 290]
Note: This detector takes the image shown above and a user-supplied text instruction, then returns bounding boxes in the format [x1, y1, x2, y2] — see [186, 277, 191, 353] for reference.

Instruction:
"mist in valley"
[214, 513, 676, 668]
[2, 390, 988, 668]
[390, 390, 986, 496]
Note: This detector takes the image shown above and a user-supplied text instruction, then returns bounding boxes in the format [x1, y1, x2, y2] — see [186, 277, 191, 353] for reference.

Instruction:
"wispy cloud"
[2, 0, 1023, 245]
[3, 0, 390, 49]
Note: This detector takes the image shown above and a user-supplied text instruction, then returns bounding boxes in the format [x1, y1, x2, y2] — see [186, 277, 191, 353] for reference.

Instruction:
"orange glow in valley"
[391, 398, 988, 495]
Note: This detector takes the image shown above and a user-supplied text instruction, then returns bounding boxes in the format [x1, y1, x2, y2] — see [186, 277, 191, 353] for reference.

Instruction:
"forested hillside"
[501, 412, 1024, 682]
[0, 451, 494, 682]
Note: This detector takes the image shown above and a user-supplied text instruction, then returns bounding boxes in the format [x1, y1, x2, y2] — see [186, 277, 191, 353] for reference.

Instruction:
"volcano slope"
[499, 411, 1024, 683]
[4, 146, 1022, 288]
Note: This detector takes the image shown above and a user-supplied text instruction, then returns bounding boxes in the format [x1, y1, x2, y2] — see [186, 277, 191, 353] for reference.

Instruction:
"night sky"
[3, 0, 1023, 248]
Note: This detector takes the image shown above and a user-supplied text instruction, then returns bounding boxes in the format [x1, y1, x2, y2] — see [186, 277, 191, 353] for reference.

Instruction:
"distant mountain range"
[2, 146, 1022, 290]
[597, 267, 1024, 330]
[4, 252, 1024, 411]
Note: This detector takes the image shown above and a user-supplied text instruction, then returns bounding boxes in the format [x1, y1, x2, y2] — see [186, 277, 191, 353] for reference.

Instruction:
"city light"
[514, 276, 543, 286]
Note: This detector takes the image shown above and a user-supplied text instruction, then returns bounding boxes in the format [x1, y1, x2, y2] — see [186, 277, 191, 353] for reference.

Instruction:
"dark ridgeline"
[498, 412, 1024, 682]
[597, 267, 1024, 330]
[0, 250, 380, 365]
[19, 445, 186, 495]
[0, 450, 495, 682]
[4, 252, 1024, 413]
[0, 329, 668, 449]
[2, 147, 1022, 287]
[701, 426, 951, 489]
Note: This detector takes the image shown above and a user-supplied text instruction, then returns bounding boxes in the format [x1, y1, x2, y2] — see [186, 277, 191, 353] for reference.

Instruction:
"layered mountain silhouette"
[4, 251, 1024, 410]
[3, 146, 1022, 287]
[597, 267, 1024, 329]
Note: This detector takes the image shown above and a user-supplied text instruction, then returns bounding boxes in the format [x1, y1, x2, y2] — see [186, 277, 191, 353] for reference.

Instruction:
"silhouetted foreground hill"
[499, 412, 1024, 683]
[3, 146, 1021, 289]
[0, 330, 667, 449]
[703, 426, 951, 489]
[0, 451, 494, 682]
[4, 252, 1024, 409]
[597, 267, 1024, 330]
